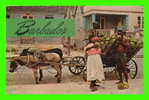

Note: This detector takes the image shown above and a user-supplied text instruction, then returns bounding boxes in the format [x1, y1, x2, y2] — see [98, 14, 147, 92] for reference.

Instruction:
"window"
[137, 16, 144, 29]
[45, 16, 54, 19]
[95, 15, 106, 29]
[29, 16, 33, 19]
[22, 16, 27, 19]
[142, 17, 144, 29]
[100, 17, 106, 29]
[6, 14, 10, 18]
[137, 16, 141, 27]
[22, 13, 34, 19]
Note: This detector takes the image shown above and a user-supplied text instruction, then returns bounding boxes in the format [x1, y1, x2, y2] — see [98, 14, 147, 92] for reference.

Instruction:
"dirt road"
[7, 64, 143, 94]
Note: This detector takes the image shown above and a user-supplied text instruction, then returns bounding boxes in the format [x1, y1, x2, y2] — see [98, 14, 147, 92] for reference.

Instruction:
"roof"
[7, 6, 70, 15]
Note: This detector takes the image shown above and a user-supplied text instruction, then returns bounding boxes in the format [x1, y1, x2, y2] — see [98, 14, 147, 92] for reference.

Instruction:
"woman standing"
[84, 35, 105, 92]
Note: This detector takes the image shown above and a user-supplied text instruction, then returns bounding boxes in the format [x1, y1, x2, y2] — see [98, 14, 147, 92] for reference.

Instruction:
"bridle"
[12, 53, 31, 71]
[25, 54, 30, 66]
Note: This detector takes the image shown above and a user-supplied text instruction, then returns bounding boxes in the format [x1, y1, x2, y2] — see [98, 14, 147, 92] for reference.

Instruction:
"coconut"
[117, 82, 129, 90]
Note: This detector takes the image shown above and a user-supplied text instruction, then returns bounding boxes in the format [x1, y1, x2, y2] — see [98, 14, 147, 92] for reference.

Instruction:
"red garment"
[91, 37, 99, 41]
[87, 48, 101, 56]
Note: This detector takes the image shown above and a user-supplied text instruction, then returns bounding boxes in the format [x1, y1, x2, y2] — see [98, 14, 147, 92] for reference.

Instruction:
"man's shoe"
[90, 86, 98, 92]
[94, 84, 100, 87]
[116, 81, 123, 84]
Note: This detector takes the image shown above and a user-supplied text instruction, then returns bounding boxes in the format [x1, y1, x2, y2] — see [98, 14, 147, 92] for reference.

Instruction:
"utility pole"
[64, 6, 78, 56]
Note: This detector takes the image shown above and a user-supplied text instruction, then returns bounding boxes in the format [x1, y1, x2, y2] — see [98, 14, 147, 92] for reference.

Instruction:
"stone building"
[83, 6, 144, 32]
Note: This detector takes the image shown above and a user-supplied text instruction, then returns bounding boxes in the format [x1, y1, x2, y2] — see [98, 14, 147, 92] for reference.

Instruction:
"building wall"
[84, 6, 143, 13]
[83, 6, 144, 31]
[8, 10, 64, 18]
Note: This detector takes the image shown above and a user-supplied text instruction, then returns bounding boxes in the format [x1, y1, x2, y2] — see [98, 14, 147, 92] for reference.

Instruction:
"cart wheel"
[128, 59, 138, 79]
[69, 56, 86, 75]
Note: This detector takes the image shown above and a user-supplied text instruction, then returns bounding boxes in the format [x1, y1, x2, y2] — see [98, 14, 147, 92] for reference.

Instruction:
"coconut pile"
[94, 31, 143, 60]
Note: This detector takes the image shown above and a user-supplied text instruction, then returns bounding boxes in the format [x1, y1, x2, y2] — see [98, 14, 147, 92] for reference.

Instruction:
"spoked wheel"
[68, 56, 86, 75]
[115, 59, 138, 80]
[127, 59, 138, 79]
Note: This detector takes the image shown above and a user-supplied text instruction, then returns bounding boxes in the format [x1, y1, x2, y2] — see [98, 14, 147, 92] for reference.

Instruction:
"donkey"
[107, 34, 130, 84]
[9, 48, 63, 84]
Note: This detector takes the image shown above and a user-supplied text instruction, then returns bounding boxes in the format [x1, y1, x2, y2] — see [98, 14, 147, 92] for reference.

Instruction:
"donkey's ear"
[26, 47, 30, 51]
[7, 57, 15, 62]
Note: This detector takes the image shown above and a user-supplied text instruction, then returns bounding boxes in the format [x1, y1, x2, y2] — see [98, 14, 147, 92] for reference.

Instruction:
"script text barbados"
[15, 20, 67, 36]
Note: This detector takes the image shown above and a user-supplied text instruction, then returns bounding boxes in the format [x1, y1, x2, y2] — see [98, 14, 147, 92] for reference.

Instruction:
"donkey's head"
[9, 57, 25, 73]
[20, 48, 33, 56]
[9, 60, 18, 72]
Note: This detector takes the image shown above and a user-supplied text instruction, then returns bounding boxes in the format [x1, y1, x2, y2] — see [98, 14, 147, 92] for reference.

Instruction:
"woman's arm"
[98, 48, 105, 55]
[84, 43, 94, 51]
